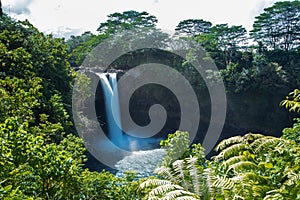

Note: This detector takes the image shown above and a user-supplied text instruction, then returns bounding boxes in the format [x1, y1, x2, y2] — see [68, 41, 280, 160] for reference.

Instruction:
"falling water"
[99, 73, 124, 145]
[98, 72, 165, 176]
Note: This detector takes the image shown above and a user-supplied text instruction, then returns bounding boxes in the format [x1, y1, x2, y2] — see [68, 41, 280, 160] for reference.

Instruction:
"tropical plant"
[251, 1, 300, 51]
[140, 131, 216, 200]
[212, 133, 300, 199]
[280, 88, 300, 113]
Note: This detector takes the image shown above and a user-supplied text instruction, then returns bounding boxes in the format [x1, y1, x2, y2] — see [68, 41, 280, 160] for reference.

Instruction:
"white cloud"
[2, 0, 288, 38]
[3, 0, 34, 15]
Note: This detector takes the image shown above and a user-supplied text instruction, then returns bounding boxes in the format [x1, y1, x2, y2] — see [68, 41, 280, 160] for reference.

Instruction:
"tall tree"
[203, 24, 247, 67]
[250, 1, 300, 51]
[97, 10, 158, 34]
[175, 19, 212, 36]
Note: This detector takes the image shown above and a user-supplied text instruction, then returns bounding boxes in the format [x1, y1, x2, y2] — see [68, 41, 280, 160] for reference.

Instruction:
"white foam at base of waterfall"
[115, 148, 166, 178]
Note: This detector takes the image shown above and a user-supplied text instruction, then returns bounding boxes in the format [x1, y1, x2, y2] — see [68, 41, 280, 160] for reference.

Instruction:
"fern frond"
[252, 185, 274, 198]
[243, 133, 265, 142]
[140, 178, 172, 189]
[217, 143, 249, 160]
[222, 155, 249, 169]
[250, 136, 274, 149]
[232, 172, 269, 183]
[213, 176, 234, 189]
[154, 166, 178, 183]
[147, 196, 159, 200]
[227, 161, 258, 173]
[172, 159, 190, 190]
[175, 196, 199, 200]
[186, 157, 201, 195]
[280, 89, 300, 113]
[263, 193, 284, 200]
[161, 190, 197, 200]
[149, 184, 184, 196]
[254, 137, 283, 153]
[215, 136, 243, 151]
[285, 172, 300, 186]
[203, 168, 217, 198]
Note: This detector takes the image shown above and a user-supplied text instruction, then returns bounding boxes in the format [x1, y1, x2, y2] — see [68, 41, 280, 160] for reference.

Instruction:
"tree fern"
[227, 161, 258, 174]
[222, 155, 249, 169]
[148, 184, 184, 196]
[213, 176, 234, 190]
[154, 166, 178, 183]
[160, 190, 199, 200]
[172, 160, 190, 190]
[217, 143, 249, 160]
[175, 196, 200, 200]
[140, 156, 213, 199]
[253, 137, 283, 153]
[140, 179, 173, 188]
[140, 178, 199, 200]
[215, 135, 244, 151]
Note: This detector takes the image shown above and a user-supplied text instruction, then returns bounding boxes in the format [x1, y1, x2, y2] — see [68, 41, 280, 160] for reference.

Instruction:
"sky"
[2, 0, 288, 39]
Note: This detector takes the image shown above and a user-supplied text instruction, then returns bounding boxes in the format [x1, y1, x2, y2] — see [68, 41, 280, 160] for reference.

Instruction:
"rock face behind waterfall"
[79, 48, 293, 157]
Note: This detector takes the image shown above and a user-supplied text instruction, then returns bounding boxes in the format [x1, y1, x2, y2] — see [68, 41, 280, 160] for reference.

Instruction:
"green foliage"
[175, 19, 212, 36]
[66, 31, 95, 54]
[212, 133, 300, 199]
[210, 24, 248, 67]
[282, 118, 300, 142]
[140, 157, 203, 200]
[79, 170, 142, 200]
[281, 88, 300, 142]
[67, 33, 108, 67]
[0, 117, 85, 199]
[160, 131, 191, 166]
[140, 132, 213, 199]
[220, 54, 288, 93]
[0, 15, 84, 199]
[0, 15, 74, 137]
[97, 10, 158, 35]
[251, 0, 300, 51]
[280, 88, 300, 113]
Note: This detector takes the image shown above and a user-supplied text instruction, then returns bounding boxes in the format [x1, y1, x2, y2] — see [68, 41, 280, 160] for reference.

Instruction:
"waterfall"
[99, 73, 123, 144]
[96, 72, 165, 175]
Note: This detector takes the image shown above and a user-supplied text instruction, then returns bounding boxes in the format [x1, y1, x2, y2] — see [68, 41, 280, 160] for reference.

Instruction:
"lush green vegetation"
[1, 0, 300, 199]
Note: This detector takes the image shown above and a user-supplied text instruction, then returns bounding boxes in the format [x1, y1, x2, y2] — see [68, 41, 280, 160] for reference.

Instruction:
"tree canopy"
[175, 19, 212, 36]
[251, 0, 300, 51]
[97, 10, 158, 34]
